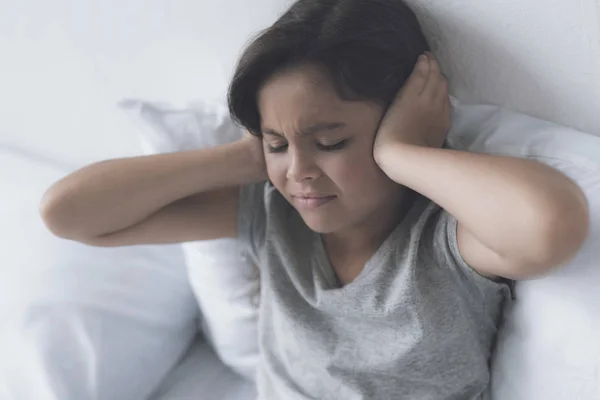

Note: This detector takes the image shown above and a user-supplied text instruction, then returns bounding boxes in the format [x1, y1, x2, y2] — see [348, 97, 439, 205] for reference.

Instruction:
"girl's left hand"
[373, 52, 451, 161]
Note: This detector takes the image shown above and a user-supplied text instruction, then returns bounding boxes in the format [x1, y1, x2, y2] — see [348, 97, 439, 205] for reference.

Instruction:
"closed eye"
[317, 140, 348, 151]
[267, 139, 348, 154]
[267, 143, 288, 153]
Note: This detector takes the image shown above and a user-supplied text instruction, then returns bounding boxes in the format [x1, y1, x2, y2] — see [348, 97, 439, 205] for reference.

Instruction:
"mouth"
[291, 194, 337, 210]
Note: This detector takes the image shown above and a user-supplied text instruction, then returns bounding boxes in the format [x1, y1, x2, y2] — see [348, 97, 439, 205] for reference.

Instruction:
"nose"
[286, 148, 321, 183]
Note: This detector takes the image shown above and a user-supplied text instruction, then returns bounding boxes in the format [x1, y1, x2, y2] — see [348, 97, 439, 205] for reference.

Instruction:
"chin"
[299, 213, 344, 234]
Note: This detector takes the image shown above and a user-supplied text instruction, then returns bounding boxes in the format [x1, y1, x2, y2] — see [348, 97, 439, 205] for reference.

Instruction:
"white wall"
[409, 0, 600, 137]
[0, 0, 291, 166]
[1, 0, 598, 167]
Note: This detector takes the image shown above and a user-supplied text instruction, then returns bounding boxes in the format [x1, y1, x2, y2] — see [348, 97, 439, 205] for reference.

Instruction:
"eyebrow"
[262, 122, 346, 138]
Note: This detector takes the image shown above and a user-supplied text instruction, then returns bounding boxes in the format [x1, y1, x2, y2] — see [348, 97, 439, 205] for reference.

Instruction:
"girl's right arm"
[40, 137, 266, 247]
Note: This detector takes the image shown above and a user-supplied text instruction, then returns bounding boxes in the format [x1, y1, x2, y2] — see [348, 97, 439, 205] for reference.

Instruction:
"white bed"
[1, 0, 599, 399]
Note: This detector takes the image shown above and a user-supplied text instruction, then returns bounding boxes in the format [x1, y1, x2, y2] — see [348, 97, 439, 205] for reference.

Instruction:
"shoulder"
[237, 182, 270, 264]
[410, 201, 513, 297]
[238, 181, 287, 221]
[237, 182, 302, 260]
[239, 181, 287, 210]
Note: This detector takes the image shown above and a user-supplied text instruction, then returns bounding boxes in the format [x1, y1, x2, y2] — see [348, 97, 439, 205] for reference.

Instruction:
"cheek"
[265, 156, 288, 188]
[326, 148, 385, 194]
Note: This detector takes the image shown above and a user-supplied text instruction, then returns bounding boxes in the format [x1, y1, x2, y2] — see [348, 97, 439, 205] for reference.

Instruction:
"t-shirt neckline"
[311, 196, 427, 293]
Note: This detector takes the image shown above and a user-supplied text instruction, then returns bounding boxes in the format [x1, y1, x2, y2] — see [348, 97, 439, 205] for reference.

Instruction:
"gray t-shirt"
[238, 182, 511, 400]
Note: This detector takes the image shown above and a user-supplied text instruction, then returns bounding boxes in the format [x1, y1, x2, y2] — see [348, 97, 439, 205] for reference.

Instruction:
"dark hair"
[228, 0, 430, 136]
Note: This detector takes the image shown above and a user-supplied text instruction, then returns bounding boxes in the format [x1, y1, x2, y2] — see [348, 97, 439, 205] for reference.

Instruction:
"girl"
[41, 0, 589, 398]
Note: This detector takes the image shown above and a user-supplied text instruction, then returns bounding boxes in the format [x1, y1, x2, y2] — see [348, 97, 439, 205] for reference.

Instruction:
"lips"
[291, 194, 337, 209]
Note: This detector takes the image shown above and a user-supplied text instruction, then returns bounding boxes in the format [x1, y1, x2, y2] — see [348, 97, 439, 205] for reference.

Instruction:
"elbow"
[513, 191, 590, 279]
[40, 186, 132, 248]
[39, 187, 69, 238]
[39, 185, 83, 241]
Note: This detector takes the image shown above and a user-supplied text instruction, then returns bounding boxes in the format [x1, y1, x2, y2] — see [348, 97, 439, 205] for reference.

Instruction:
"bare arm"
[375, 144, 589, 279]
[40, 137, 266, 246]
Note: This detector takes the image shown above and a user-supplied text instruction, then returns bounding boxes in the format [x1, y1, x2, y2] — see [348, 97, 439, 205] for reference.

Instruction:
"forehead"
[257, 65, 382, 131]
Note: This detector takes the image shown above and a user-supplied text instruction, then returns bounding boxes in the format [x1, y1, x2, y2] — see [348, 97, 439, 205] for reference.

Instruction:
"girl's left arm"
[375, 143, 589, 280]
[374, 53, 589, 280]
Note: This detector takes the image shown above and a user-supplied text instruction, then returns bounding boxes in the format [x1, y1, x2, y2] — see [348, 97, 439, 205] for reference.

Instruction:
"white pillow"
[447, 100, 600, 400]
[121, 100, 260, 381]
[0, 149, 199, 400]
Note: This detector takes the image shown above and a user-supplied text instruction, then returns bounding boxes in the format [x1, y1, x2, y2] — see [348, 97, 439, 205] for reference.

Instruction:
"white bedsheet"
[150, 338, 256, 400]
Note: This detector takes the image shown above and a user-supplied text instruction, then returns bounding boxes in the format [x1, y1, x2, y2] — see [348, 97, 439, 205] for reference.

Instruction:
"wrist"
[374, 142, 444, 191]
[374, 141, 414, 171]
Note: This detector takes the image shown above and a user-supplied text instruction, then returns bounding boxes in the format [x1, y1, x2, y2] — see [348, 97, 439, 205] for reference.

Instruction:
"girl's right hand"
[242, 132, 268, 182]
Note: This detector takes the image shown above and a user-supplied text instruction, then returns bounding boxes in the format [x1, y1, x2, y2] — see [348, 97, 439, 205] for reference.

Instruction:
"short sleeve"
[433, 209, 514, 300]
[237, 182, 267, 266]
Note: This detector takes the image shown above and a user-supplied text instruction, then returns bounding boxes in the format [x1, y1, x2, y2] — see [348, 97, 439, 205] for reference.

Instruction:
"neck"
[323, 188, 415, 262]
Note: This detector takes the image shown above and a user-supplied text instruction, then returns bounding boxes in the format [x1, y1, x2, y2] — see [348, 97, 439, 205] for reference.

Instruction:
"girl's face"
[257, 65, 404, 234]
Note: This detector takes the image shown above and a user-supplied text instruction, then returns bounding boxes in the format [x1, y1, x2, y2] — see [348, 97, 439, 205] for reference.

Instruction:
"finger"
[436, 77, 449, 102]
[442, 91, 451, 113]
[402, 54, 429, 97]
[442, 97, 452, 130]
[423, 53, 442, 96]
